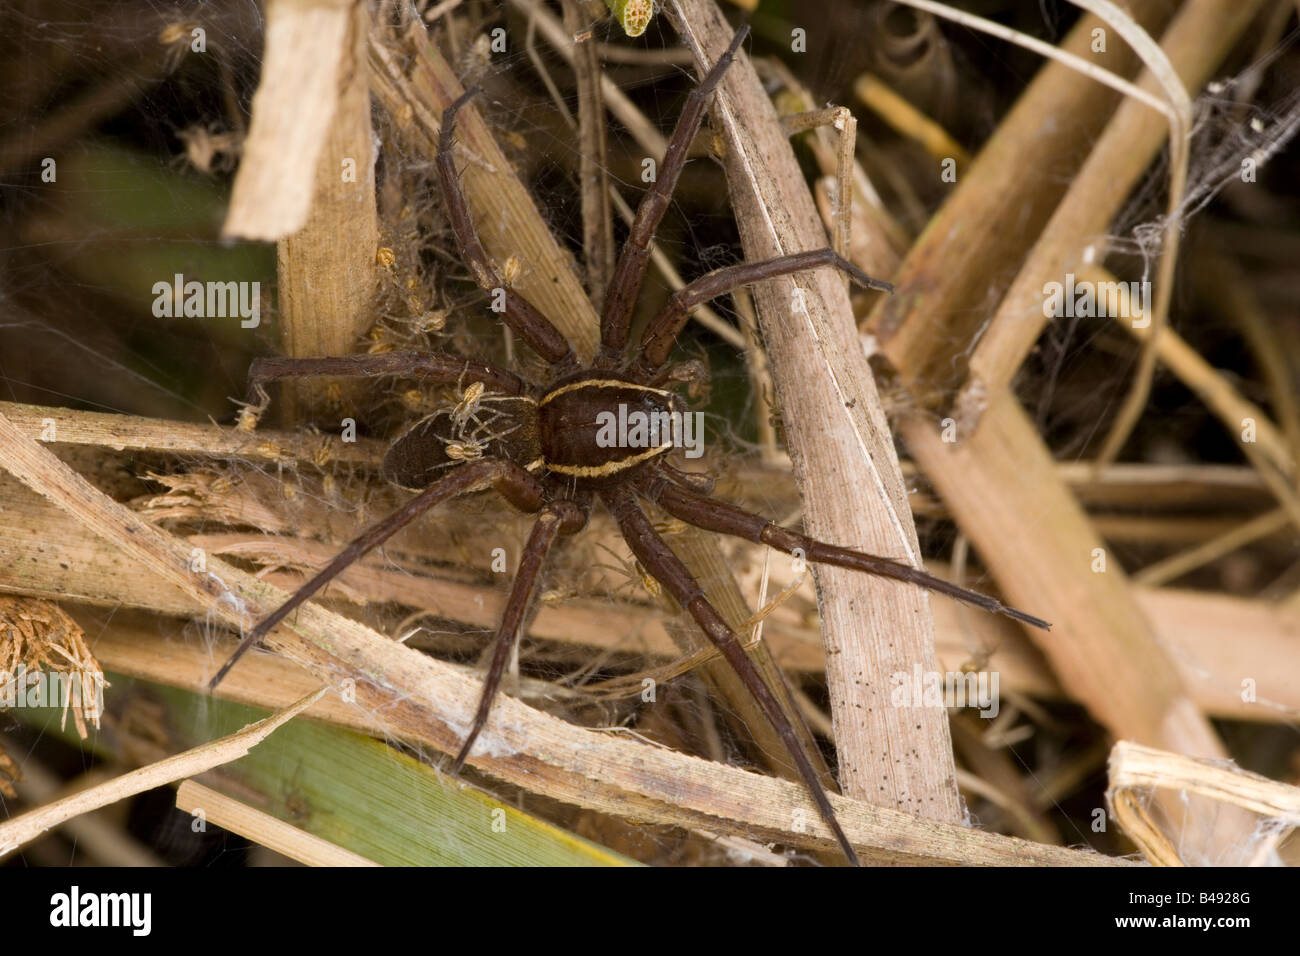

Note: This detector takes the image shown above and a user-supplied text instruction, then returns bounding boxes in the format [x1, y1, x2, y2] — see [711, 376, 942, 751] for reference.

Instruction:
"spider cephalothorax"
[208, 26, 1048, 866]
[382, 372, 690, 489]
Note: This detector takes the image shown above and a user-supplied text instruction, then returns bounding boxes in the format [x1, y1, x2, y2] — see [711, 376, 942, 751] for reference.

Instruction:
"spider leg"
[247, 352, 527, 399]
[207, 459, 550, 691]
[634, 249, 893, 373]
[451, 498, 586, 774]
[439, 90, 577, 370]
[597, 26, 750, 366]
[645, 474, 1051, 631]
[601, 484, 860, 866]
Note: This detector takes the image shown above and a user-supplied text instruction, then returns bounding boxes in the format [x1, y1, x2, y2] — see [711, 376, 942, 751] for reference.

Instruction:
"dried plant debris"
[0, 596, 108, 739]
[1108, 740, 1300, 866]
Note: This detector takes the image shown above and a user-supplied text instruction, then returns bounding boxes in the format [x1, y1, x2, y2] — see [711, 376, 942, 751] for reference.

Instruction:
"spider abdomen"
[538, 373, 685, 485]
[382, 395, 543, 490]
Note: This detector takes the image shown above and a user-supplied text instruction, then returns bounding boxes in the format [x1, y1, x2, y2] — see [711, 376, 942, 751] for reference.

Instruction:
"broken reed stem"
[0, 687, 326, 859]
[8, 762, 163, 866]
[0, 401, 388, 468]
[0, 596, 104, 739]
[1110, 788, 1185, 866]
[778, 106, 857, 260]
[1108, 739, 1300, 865]
[831, 108, 855, 264]
[1111, 740, 1300, 821]
[223, 0, 358, 240]
[763, 57, 908, 263]
[275, 0, 380, 418]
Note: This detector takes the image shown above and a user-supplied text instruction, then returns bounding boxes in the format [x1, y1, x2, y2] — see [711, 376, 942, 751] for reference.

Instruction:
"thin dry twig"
[0, 687, 326, 859]
[854, 72, 971, 168]
[175, 780, 380, 866]
[1133, 509, 1291, 587]
[8, 762, 164, 866]
[562, 0, 615, 308]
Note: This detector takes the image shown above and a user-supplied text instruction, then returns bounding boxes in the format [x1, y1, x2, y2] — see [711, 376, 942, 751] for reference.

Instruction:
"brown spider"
[208, 26, 1048, 866]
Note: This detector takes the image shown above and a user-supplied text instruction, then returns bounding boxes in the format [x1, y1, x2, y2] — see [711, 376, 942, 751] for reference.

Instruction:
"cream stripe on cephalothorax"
[537, 378, 674, 407]
[535, 376, 683, 478]
[543, 441, 674, 478]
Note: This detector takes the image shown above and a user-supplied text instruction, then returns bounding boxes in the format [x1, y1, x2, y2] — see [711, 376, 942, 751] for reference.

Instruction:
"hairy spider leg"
[439, 90, 578, 371]
[246, 352, 526, 399]
[634, 248, 894, 373]
[207, 459, 550, 691]
[602, 484, 861, 866]
[598, 26, 751, 366]
[647, 475, 1051, 631]
[451, 499, 587, 773]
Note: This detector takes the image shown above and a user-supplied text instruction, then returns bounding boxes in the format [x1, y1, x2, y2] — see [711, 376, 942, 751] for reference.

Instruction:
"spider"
[207, 26, 1048, 866]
